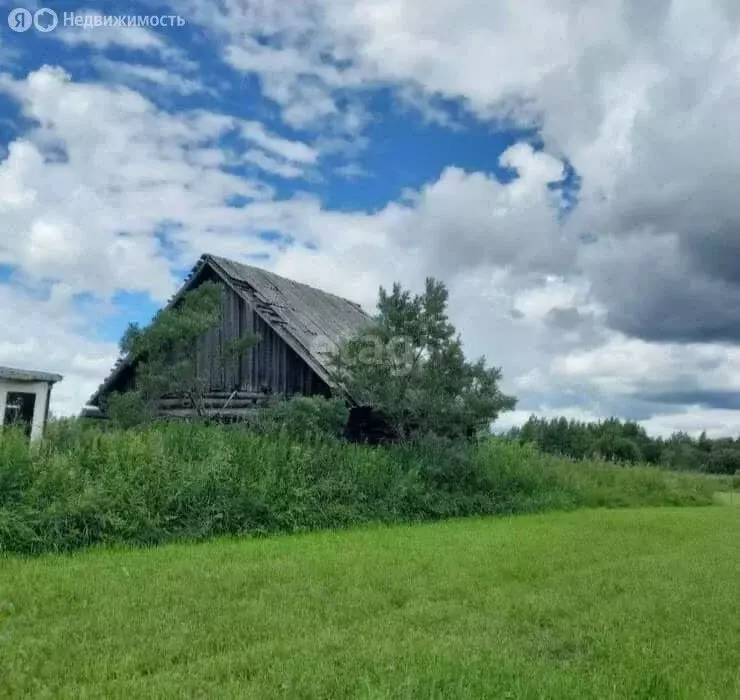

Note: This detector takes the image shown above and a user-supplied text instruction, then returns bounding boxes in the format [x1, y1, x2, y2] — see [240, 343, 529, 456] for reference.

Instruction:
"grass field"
[1, 506, 738, 699]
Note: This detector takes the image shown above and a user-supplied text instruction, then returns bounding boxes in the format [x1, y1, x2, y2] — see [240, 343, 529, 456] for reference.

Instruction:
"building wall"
[0, 379, 52, 442]
[97, 276, 333, 406]
[194, 281, 330, 397]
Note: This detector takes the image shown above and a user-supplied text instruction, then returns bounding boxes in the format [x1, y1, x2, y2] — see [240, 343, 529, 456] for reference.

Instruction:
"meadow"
[1, 507, 738, 698]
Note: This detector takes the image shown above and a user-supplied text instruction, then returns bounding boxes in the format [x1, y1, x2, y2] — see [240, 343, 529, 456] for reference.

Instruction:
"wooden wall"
[194, 278, 330, 397]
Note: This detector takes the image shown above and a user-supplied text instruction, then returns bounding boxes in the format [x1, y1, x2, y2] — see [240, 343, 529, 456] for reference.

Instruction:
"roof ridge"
[204, 253, 370, 312]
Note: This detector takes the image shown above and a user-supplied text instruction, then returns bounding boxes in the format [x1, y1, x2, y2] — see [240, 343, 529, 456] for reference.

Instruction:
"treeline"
[508, 416, 740, 475]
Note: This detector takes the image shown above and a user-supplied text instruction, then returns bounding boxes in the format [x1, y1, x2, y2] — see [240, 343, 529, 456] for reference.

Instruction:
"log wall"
[193, 280, 330, 397]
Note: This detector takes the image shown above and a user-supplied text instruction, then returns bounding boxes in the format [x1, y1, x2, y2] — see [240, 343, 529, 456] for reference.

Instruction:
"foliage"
[704, 447, 740, 476]
[2, 508, 739, 698]
[0, 422, 728, 556]
[117, 281, 257, 417]
[247, 396, 349, 439]
[329, 278, 516, 441]
[509, 415, 740, 474]
[106, 391, 154, 429]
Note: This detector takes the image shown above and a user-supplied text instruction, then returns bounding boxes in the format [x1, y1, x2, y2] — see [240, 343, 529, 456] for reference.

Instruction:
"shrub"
[259, 396, 349, 439]
[704, 448, 740, 475]
[106, 391, 154, 429]
[0, 422, 723, 556]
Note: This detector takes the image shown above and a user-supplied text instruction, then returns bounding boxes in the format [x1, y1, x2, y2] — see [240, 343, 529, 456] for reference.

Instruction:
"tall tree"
[329, 278, 516, 441]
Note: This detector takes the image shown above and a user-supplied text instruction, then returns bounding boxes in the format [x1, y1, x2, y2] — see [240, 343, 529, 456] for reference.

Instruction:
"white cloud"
[175, 0, 740, 342]
[93, 59, 207, 96]
[494, 406, 606, 433]
[352, 144, 571, 278]
[0, 281, 118, 417]
[0, 66, 282, 299]
[243, 150, 305, 179]
[640, 409, 740, 439]
[240, 121, 318, 164]
[550, 337, 740, 397]
[54, 9, 178, 57]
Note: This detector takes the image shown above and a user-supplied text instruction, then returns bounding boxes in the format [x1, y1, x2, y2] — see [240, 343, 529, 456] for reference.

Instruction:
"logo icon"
[34, 8, 58, 32]
[8, 7, 32, 32]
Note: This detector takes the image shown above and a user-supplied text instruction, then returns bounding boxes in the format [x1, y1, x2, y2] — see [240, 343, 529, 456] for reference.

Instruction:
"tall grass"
[0, 422, 728, 555]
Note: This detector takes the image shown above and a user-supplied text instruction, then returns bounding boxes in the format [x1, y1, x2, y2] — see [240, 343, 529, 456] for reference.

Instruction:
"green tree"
[115, 281, 257, 419]
[704, 448, 740, 475]
[329, 278, 516, 441]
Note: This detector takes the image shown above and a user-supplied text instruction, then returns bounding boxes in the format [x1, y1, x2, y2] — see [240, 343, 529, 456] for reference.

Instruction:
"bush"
[106, 391, 154, 429]
[594, 436, 643, 464]
[0, 423, 724, 556]
[257, 396, 349, 439]
[704, 448, 740, 475]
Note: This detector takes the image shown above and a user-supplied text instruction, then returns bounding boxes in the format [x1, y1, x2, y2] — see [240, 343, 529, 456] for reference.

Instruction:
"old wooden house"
[85, 254, 374, 420]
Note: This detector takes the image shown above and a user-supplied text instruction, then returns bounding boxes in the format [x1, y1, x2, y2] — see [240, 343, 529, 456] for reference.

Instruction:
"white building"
[0, 366, 63, 442]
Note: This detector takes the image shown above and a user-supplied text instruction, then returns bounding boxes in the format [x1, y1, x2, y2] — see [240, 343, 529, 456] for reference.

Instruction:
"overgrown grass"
[1, 507, 738, 698]
[0, 422, 731, 556]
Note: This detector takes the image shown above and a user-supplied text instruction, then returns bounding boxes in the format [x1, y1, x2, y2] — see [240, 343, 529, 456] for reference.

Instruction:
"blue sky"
[3, 0, 740, 437]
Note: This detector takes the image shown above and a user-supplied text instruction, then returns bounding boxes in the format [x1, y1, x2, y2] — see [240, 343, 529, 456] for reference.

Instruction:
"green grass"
[1, 423, 730, 555]
[714, 491, 740, 506]
[1, 507, 738, 699]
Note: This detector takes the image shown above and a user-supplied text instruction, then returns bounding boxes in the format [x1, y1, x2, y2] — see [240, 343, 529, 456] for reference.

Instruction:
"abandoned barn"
[86, 253, 374, 420]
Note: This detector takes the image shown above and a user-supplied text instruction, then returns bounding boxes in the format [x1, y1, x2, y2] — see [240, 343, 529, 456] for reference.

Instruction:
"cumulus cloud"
[93, 59, 207, 96]
[0, 66, 326, 298]
[54, 9, 179, 57]
[174, 0, 740, 346]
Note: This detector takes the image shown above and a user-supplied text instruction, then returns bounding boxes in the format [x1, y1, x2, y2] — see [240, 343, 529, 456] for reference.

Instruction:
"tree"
[594, 435, 643, 463]
[115, 281, 257, 419]
[704, 448, 740, 475]
[329, 278, 516, 441]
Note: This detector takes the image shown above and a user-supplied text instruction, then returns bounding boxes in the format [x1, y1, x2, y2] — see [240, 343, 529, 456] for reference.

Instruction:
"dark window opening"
[4, 391, 36, 438]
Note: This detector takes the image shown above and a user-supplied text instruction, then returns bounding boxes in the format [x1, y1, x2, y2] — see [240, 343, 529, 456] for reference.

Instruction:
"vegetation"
[2, 507, 738, 698]
[110, 280, 256, 422]
[509, 415, 740, 474]
[329, 278, 516, 441]
[0, 420, 731, 556]
[242, 395, 349, 439]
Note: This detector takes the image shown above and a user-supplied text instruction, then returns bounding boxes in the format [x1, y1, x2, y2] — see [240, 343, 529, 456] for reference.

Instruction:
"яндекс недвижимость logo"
[8, 7, 58, 32]
[7, 8, 185, 32]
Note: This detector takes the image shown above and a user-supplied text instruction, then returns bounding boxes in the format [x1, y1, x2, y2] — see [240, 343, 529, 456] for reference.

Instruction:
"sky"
[2, 0, 740, 437]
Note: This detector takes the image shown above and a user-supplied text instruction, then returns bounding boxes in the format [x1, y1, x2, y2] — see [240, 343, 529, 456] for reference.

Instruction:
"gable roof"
[86, 253, 373, 407]
[0, 366, 63, 384]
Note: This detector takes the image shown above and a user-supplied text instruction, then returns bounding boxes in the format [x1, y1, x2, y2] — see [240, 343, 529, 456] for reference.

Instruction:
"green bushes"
[0, 423, 725, 556]
[239, 396, 349, 439]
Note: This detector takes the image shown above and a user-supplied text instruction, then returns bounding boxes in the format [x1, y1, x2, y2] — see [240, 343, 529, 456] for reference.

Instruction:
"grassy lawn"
[715, 490, 740, 506]
[1, 506, 738, 699]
